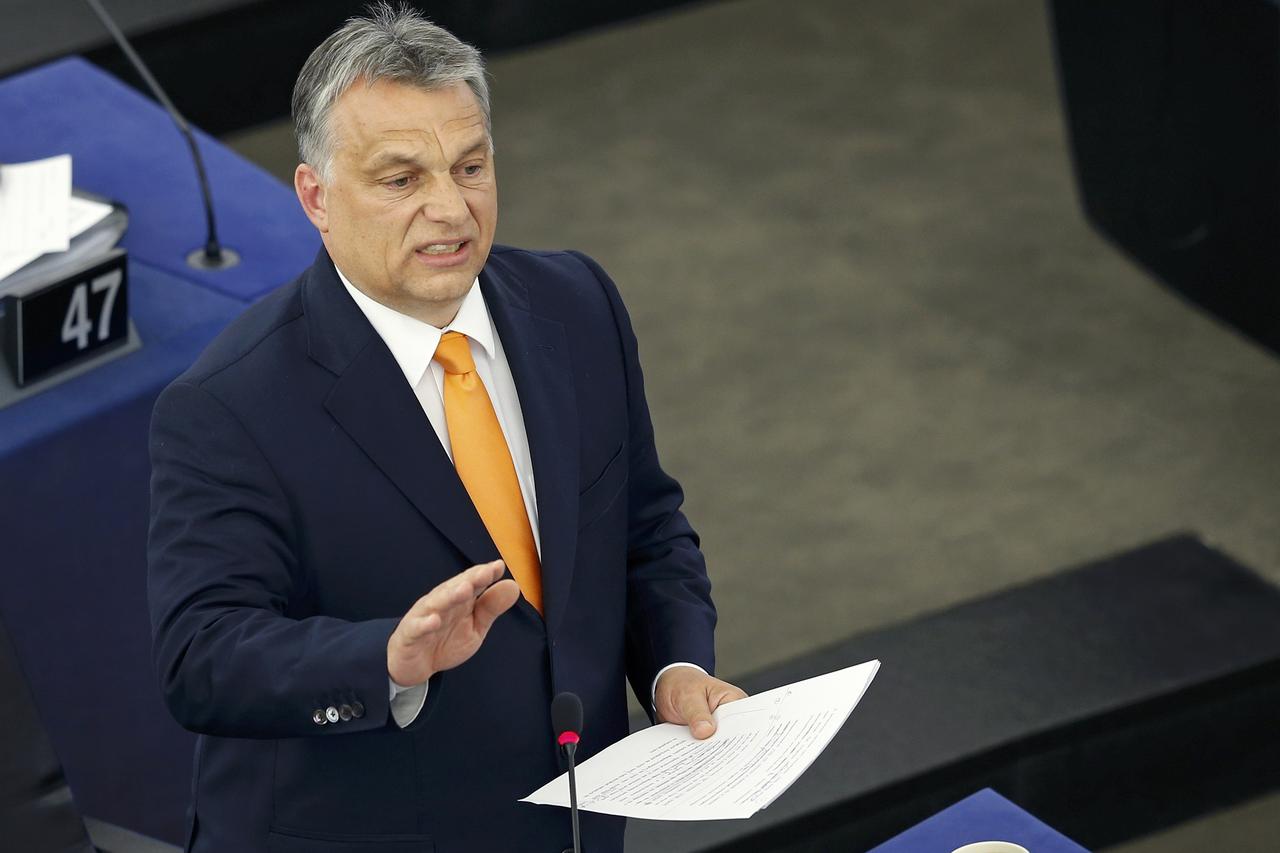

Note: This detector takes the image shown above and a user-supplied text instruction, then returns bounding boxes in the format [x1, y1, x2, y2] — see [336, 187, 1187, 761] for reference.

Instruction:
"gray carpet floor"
[225, 0, 1280, 849]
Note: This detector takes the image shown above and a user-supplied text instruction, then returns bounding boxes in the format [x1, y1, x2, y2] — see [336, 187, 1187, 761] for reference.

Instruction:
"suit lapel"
[304, 251, 498, 570]
[481, 260, 579, 639]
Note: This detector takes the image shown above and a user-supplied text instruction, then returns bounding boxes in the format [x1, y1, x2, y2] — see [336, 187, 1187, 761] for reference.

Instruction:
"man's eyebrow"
[454, 138, 491, 160]
[365, 140, 488, 173]
[365, 151, 423, 172]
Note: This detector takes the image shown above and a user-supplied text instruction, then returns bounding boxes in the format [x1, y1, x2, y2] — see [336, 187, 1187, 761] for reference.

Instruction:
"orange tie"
[433, 331, 542, 613]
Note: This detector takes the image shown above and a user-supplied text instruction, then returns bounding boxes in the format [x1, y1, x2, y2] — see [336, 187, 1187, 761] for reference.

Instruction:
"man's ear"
[295, 163, 329, 232]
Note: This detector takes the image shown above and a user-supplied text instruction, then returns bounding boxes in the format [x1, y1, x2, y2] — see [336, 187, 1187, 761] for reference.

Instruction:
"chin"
[403, 273, 474, 306]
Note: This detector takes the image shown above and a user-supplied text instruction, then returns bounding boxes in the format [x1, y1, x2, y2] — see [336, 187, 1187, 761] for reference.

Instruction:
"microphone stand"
[559, 733, 582, 853]
[84, 0, 240, 270]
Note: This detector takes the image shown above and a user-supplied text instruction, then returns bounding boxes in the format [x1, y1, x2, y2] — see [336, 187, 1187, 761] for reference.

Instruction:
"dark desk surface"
[627, 535, 1280, 851]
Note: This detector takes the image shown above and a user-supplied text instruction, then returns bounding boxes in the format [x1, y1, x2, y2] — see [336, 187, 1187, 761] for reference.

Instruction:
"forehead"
[329, 78, 487, 159]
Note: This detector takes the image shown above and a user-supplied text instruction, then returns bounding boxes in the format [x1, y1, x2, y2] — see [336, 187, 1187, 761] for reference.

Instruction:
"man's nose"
[419, 177, 468, 225]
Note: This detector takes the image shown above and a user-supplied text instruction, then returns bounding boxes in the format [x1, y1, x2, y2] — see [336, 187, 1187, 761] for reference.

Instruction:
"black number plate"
[2, 249, 129, 387]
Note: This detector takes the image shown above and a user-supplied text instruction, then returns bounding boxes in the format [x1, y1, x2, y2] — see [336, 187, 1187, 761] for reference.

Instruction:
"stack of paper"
[0, 155, 115, 285]
[522, 659, 880, 821]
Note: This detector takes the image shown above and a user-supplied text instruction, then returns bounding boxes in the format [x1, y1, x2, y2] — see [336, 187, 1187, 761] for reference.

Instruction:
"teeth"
[421, 243, 462, 254]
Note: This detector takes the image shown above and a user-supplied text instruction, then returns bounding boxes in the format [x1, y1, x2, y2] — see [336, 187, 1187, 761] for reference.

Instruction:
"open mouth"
[418, 242, 465, 255]
[413, 240, 471, 265]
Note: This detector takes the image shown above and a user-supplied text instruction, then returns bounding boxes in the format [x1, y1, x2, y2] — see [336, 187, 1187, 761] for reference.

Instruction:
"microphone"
[83, 0, 240, 271]
[551, 692, 583, 853]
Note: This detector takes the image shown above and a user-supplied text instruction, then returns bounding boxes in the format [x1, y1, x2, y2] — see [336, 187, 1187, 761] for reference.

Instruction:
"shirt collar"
[336, 266, 496, 387]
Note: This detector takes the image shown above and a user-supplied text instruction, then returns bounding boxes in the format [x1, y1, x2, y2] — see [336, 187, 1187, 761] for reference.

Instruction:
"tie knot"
[434, 331, 476, 375]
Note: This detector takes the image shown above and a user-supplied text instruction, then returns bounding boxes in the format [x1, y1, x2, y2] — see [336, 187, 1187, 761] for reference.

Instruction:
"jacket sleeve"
[571, 252, 719, 715]
[147, 379, 402, 738]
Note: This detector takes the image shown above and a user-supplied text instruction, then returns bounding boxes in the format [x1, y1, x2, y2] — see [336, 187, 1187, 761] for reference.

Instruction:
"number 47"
[61, 269, 122, 351]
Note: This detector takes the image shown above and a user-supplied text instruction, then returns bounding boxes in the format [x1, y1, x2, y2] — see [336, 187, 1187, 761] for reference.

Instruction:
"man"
[147, 5, 745, 852]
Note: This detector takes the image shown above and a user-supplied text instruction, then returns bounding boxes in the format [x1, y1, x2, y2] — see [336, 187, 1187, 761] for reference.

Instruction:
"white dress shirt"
[337, 268, 702, 728]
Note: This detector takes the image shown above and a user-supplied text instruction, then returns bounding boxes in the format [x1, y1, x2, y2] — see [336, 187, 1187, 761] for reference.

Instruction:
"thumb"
[677, 691, 716, 740]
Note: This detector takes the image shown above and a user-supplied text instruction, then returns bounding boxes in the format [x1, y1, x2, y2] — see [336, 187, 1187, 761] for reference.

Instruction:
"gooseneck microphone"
[83, 0, 240, 270]
[551, 692, 584, 853]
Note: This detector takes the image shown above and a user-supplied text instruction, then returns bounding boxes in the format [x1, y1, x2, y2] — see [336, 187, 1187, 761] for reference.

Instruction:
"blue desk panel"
[870, 789, 1090, 853]
[0, 263, 241, 840]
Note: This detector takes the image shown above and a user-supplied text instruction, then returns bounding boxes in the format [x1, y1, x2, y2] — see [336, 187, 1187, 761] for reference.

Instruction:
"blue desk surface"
[870, 789, 1090, 853]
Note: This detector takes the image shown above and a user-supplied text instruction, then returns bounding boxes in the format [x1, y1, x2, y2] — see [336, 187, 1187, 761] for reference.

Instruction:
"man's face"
[295, 79, 497, 326]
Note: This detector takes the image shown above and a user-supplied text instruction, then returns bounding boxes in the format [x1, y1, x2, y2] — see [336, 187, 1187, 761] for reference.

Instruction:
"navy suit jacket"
[147, 247, 718, 853]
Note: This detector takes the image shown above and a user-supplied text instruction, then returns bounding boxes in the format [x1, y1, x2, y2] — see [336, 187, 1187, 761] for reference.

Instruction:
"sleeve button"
[325, 706, 340, 724]
[351, 701, 365, 719]
[312, 709, 327, 726]
[339, 704, 354, 722]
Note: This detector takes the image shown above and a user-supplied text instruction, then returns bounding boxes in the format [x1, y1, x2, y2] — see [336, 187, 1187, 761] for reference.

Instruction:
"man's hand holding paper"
[654, 665, 750, 740]
[523, 660, 880, 821]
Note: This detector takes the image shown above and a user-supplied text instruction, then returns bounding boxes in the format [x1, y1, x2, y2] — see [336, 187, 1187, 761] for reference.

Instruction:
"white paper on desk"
[521, 659, 880, 821]
[0, 155, 72, 257]
[68, 194, 113, 235]
[0, 192, 112, 284]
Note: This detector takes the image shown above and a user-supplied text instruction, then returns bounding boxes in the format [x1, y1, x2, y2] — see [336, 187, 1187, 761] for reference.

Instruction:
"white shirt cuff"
[389, 677, 428, 728]
[650, 662, 708, 710]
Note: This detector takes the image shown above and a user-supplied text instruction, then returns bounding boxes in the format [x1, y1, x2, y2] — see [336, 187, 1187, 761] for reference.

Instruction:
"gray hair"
[291, 3, 491, 180]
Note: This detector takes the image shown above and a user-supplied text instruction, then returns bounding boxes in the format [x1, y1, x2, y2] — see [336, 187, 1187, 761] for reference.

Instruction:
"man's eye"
[386, 176, 413, 189]
[460, 164, 483, 178]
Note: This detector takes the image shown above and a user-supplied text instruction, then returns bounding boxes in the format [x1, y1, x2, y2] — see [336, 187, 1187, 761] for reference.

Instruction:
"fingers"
[396, 560, 504, 644]
[408, 560, 504, 617]
[710, 684, 749, 711]
[472, 578, 520, 634]
[462, 559, 507, 592]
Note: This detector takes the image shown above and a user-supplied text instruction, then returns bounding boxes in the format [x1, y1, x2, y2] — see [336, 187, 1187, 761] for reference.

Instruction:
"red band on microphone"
[557, 731, 580, 746]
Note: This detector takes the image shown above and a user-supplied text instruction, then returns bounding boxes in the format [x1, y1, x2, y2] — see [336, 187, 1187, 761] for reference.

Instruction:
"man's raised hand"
[387, 560, 520, 687]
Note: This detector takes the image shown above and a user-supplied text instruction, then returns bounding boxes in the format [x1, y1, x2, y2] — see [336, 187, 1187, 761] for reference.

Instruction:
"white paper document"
[68, 194, 114, 236]
[0, 152, 113, 283]
[0, 155, 72, 257]
[521, 659, 880, 821]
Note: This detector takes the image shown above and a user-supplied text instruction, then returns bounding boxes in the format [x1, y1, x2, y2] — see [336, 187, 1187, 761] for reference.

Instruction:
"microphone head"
[551, 692, 583, 744]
